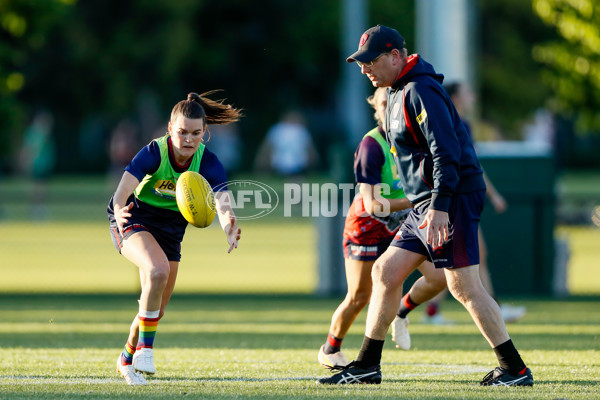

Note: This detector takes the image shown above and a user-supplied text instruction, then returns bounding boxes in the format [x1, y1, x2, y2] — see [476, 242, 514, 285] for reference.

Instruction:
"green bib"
[134, 135, 205, 211]
[365, 128, 405, 200]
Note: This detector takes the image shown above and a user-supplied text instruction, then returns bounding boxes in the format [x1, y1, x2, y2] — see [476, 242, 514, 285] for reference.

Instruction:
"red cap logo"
[359, 33, 369, 47]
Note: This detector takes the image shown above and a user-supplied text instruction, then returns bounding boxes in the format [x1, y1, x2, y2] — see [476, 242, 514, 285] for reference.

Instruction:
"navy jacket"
[386, 55, 485, 212]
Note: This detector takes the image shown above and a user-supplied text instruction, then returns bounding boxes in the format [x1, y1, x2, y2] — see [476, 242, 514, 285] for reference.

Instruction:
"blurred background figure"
[206, 123, 242, 176]
[254, 110, 319, 178]
[522, 108, 555, 151]
[423, 82, 526, 324]
[18, 110, 56, 220]
[135, 89, 163, 145]
[107, 120, 139, 188]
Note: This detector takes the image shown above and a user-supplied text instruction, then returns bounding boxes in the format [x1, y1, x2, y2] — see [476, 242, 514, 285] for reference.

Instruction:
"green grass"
[2, 220, 599, 295]
[557, 226, 600, 295]
[0, 294, 599, 399]
[0, 219, 315, 294]
[557, 169, 600, 198]
[1, 175, 599, 295]
[0, 175, 599, 397]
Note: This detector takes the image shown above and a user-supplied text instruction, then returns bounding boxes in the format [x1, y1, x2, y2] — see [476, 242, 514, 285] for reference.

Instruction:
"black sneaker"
[316, 361, 382, 385]
[480, 367, 534, 386]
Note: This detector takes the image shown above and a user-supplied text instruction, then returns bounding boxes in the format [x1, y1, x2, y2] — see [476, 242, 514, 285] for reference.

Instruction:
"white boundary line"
[0, 365, 490, 385]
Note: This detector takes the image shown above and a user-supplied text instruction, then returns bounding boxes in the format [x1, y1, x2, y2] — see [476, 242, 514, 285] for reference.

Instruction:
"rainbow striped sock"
[120, 341, 136, 366]
[136, 309, 160, 350]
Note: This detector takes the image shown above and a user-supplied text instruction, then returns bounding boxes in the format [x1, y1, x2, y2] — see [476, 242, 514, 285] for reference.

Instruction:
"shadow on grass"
[2, 293, 599, 309]
[0, 293, 335, 311]
[1, 328, 597, 352]
[1, 293, 599, 351]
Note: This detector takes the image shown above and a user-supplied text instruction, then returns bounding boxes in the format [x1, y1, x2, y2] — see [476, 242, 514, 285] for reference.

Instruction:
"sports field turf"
[1, 220, 599, 399]
[0, 294, 599, 399]
[0, 176, 599, 398]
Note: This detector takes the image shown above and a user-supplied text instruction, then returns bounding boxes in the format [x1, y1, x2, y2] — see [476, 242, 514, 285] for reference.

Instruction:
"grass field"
[0, 294, 599, 399]
[0, 175, 599, 398]
[0, 219, 315, 294]
[1, 174, 599, 295]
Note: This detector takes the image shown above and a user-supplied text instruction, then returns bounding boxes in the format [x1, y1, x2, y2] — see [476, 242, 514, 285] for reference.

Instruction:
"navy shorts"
[108, 195, 187, 262]
[390, 190, 485, 269]
[343, 236, 394, 261]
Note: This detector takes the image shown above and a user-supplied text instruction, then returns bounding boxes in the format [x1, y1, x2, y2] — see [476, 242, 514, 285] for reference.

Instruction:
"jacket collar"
[393, 54, 420, 88]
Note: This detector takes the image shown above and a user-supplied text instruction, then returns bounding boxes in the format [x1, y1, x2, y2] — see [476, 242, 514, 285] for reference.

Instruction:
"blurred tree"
[532, 0, 600, 134]
[478, 0, 555, 138]
[18, 0, 344, 173]
[15, 0, 418, 174]
[3, 0, 583, 174]
[370, 1, 415, 50]
[0, 0, 74, 168]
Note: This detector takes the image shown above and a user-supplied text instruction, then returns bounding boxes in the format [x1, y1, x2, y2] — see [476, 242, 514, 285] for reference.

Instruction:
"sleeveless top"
[364, 127, 405, 200]
[134, 135, 205, 212]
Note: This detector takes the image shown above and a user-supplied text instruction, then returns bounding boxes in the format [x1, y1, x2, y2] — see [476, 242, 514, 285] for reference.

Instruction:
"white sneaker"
[500, 304, 526, 323]
[116, 356, 147, 385]
[391, 316, 411, 350]
[318, 344, 349, 369]
[421, 313, 454, 325]
[133, 348, 156, 375]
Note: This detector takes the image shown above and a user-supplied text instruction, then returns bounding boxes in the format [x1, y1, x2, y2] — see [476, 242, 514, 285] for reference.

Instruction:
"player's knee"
[372, 259, 400, 290]
[371, 260, 386, 284]
[347, 289, 371, 309]
[148, 264, 169, 287]
[447, 281, 470, 305]
[431, 275, 447, 292]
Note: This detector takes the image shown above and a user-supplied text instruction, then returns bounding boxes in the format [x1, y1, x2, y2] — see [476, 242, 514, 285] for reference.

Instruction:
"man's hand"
[418, 209, 449, 250]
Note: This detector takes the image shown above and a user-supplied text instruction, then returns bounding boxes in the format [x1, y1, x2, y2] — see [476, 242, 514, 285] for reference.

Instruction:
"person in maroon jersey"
[317, 87, 447, 369]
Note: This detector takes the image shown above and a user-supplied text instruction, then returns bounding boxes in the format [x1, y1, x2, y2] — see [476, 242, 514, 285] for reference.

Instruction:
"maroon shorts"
[390, 190, 485, 269]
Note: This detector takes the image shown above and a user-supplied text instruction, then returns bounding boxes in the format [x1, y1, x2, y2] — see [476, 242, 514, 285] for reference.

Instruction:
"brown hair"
[170, 90, 243, 125]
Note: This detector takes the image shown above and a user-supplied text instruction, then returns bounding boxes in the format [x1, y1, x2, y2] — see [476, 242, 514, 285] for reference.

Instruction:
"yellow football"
[175, 171, 216, 228]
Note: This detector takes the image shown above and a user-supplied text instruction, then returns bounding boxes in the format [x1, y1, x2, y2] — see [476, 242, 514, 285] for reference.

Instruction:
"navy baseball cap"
[346, 25, 406, 63]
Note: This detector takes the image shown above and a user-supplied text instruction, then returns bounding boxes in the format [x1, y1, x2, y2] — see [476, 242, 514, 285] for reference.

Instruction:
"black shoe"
[316, 361, 382, 385]
[480, 367, 534, 386]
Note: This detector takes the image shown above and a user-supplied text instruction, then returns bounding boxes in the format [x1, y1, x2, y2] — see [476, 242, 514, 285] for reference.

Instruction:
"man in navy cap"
[317, 25, 533, 387]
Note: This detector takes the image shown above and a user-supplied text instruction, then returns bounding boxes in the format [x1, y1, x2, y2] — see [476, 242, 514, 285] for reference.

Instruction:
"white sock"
[138, 308, 160, 318]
